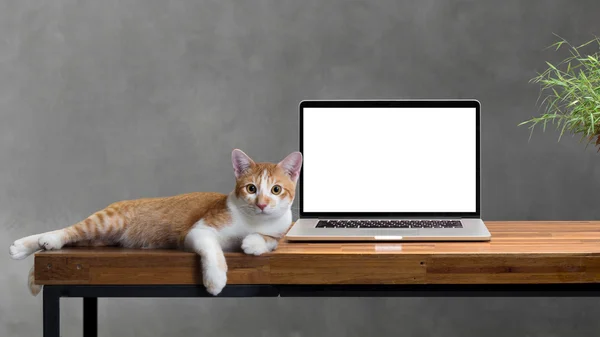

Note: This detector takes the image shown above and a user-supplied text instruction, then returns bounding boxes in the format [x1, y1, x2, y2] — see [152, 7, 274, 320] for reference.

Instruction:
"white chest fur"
[188, 195, 292, 252]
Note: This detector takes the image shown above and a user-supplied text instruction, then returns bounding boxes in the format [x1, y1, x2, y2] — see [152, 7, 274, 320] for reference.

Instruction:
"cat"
[8, 149, 302, 296]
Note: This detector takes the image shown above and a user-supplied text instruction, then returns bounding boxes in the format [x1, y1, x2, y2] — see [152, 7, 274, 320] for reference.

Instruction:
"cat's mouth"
[254, 207, 273, 215]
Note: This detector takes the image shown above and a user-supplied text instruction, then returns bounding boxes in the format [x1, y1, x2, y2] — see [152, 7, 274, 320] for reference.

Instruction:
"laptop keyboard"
[315, 220, 463, 229]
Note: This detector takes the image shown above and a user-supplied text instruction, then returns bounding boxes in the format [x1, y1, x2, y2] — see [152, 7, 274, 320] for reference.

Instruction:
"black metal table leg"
[40, 285, 279, 336]
[43, 286, 60, 337]
[83, 297, 98, 337]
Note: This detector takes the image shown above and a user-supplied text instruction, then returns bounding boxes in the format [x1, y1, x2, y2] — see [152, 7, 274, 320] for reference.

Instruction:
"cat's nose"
[256, 203, 267, 210]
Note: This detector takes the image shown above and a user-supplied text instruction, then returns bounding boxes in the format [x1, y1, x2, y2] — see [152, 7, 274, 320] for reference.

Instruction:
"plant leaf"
[520, 36, 600, 147]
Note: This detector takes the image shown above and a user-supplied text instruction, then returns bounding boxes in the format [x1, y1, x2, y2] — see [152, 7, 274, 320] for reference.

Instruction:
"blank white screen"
[302, 107, 477, 213]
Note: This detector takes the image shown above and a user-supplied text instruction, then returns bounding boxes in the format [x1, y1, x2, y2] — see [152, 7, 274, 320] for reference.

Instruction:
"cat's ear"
[232, 149, 255, 178]
[277, 151, 303, 183]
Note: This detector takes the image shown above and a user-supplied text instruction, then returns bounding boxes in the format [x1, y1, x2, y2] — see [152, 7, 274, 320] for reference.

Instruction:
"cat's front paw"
[241, 233, 269, 256]
[203, 266, 227, 296]
[38, 233, 64, 251]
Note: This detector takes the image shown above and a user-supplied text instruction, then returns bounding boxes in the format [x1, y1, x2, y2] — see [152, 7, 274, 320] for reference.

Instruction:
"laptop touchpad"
[360, 229, 419, 236]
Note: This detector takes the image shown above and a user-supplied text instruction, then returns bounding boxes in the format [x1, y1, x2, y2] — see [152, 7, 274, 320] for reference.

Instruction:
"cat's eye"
[246, 184, 257, 194]
[271, 185, 282, 195]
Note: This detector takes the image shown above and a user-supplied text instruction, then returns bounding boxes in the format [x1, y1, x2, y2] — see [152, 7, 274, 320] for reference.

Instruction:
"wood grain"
[35, 248, 270, 285]
[34, 222, 600, 285]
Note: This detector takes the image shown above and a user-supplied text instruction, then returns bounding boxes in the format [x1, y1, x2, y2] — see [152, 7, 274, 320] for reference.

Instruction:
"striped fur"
[9, 149, 302, 296]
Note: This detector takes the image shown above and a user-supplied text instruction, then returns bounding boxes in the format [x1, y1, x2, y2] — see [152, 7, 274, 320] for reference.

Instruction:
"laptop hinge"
[318, 215, 471, 220]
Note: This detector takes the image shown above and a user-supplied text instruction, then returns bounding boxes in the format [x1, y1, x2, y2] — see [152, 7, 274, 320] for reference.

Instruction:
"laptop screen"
[301, 102, 478, 215]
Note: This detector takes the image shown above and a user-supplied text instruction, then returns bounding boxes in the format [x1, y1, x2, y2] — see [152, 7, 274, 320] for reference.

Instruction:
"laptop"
[285, 100, 491, 242]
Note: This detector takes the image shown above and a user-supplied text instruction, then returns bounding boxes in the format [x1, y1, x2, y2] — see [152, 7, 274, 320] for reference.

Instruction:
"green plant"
[520, 35, 600, 147]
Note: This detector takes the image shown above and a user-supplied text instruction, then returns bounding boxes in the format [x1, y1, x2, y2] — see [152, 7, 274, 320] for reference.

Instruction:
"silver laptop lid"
[299, 100, 480, 219]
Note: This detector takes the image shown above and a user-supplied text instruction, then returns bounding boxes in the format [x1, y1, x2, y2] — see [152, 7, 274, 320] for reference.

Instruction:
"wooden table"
[35, 221, 600, 337]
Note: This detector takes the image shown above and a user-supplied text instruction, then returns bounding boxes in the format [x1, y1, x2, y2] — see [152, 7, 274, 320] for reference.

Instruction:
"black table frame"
[43, 284, 600, 337]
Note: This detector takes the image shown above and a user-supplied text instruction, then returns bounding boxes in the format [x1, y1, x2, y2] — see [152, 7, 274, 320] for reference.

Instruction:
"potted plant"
[520, 36, 600, 146]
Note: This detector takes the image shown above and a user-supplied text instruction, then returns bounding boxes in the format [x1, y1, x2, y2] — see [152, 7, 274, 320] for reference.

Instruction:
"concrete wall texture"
[2, 0, 600, 336]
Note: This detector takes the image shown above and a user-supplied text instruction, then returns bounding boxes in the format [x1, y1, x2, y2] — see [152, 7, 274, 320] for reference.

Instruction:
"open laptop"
[285, 100, 491, 242]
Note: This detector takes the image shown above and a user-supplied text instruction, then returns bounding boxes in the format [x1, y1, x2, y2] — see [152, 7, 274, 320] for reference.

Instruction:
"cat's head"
[230, 149, 302, 218]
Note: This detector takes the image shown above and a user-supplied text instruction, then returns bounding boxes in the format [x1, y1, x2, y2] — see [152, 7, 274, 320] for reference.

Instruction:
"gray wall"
[2, 0, 600, 336]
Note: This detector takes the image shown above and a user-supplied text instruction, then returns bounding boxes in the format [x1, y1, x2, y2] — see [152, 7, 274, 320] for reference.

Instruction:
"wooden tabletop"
[34, 221, 600, 286]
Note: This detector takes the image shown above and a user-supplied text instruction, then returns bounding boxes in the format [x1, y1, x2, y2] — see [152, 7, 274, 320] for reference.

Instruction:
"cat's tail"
[28, 264, 42, 296]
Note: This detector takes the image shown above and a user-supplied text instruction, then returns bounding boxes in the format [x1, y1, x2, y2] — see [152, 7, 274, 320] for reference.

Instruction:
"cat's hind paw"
[241, 233, 269, 256]
[38, 233, 64, 251]
[203, 266, 227, 296]
[9, 241, 34, 260]
[9, 236, 41, 260]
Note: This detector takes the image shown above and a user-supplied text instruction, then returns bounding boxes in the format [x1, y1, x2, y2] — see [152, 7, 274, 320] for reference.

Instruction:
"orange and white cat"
[9, 149, 302, 296]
